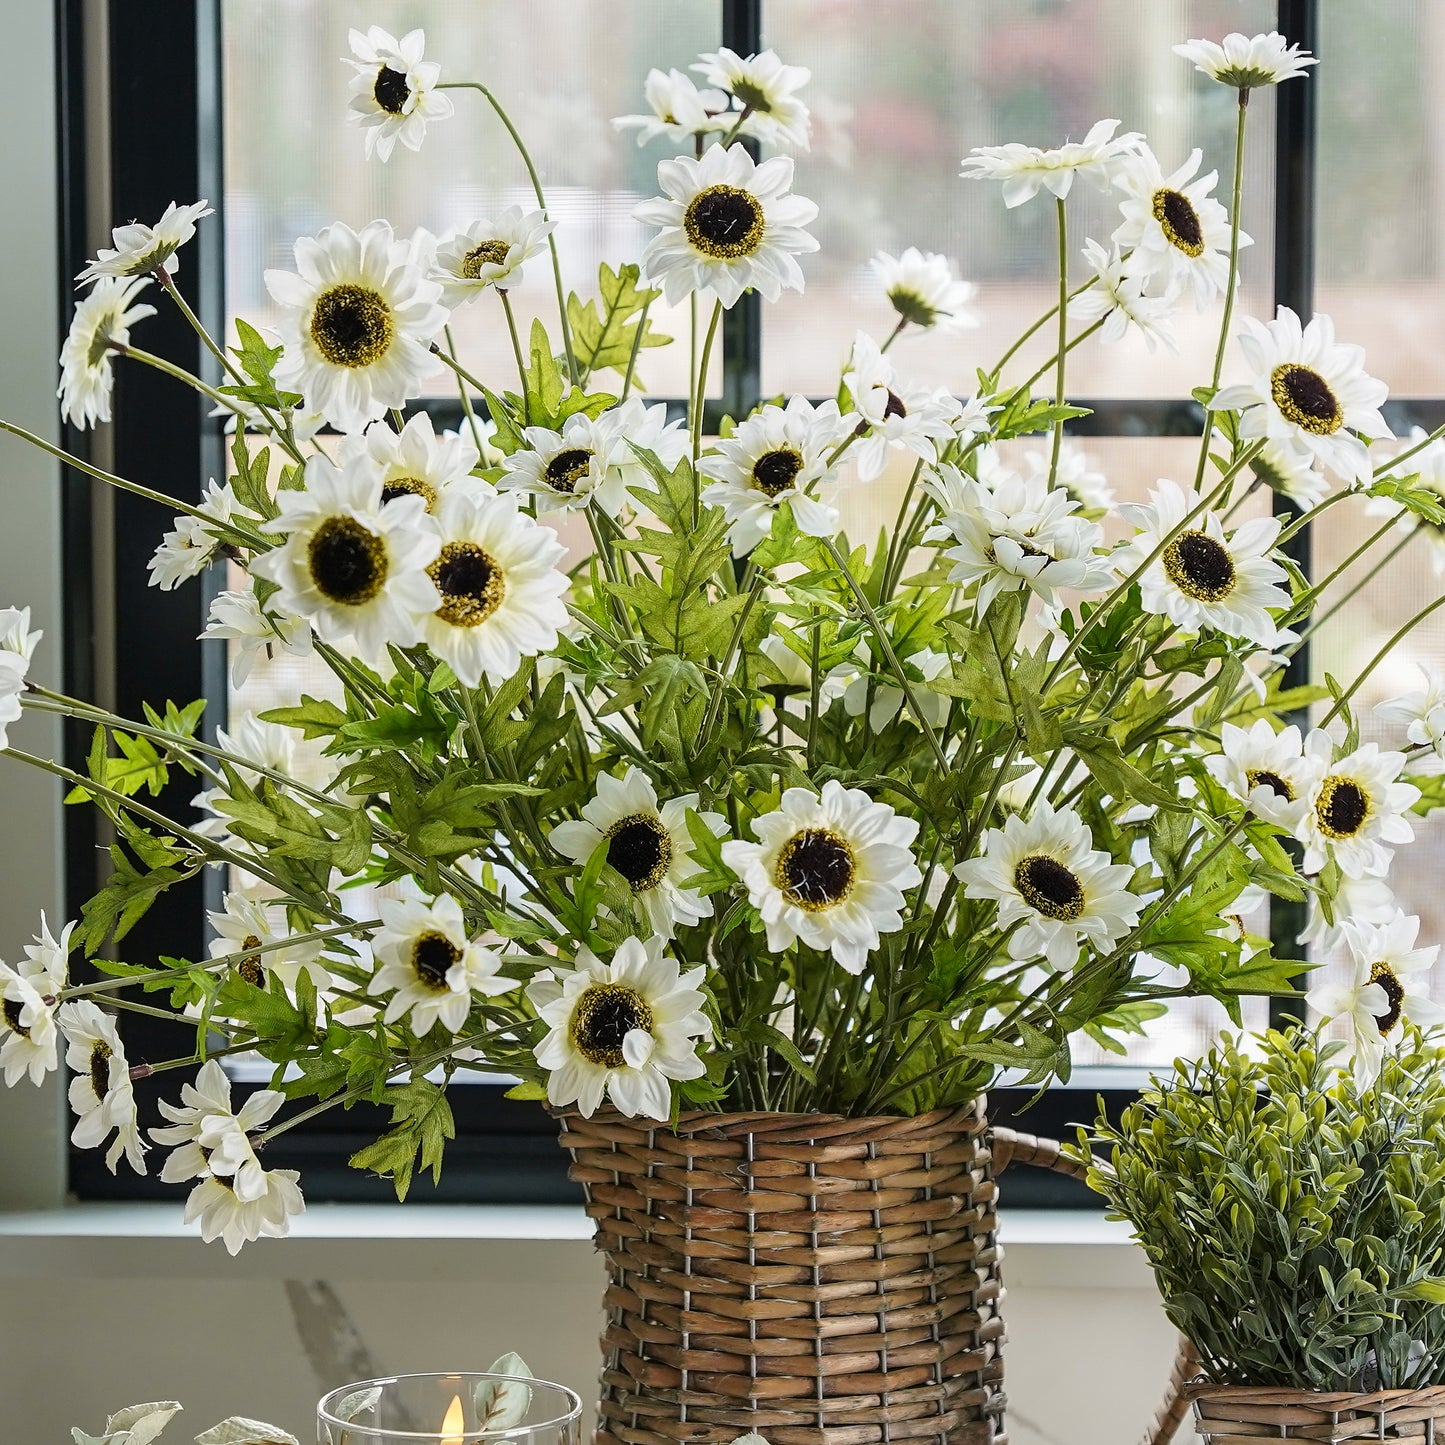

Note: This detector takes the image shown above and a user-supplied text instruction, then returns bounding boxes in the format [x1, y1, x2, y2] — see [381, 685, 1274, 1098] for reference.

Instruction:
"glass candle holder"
[317, 1373, 582, 1445]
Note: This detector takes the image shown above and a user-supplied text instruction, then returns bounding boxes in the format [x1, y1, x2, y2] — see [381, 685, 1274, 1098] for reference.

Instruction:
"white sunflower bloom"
[1020, 440, 1114, 512]
[0, 605, 40, 753]
[692, 47, 811, 151]
[368, 894, 515, 1037]
[1308, 911, 1442, 1086]
[58, 1000, 146, 1175]
[1110, 148, 1249, 310]
[202, 586, 312, 690]
[959, 118, 1145, 208]
[264, 219, 448, 433]
[635, 143, 819, 309]
[1115, 477, 1291, 650]
[528, 937, 711, 1119]
[721, 781, 922, 974]
[76, 200, 213, 284]
[57, 275, 156, 429]
[1209, 306, 1391, 484]
[149, 1058, 305, 1254]
[497, 409, 632, 517]
[252, 452, 442, 663]
[613, 68, 732, 148]
[432, 208, 557, 307]
[1205, 720, 1313, 832]
[1300, 731, 1419, 879]
[337, 411, 481, 515]
[344, 26, 454, 161]
[422, 488, 571, 688]
[842, 648, 951, 732]
[549, 767, 727, 941]
[1245, 432, 1329, 511]
[605, 397, 691, 496]
[1175, 31, 1318, 90]
[843, 331, 962, 482]
[955, 803, 1143, 971]
[870, 248, 978, 331]
[0, 968, 58, 1087]
[700, 396, 856, 556]
[1377, 665, 1445, 762]
[208, 894, 329, 998]
[1068, 240, 1178, 351]
[147, 479, 251, 591]
[1299, 873, 1396, 955]
[924, 463, 1109, 615]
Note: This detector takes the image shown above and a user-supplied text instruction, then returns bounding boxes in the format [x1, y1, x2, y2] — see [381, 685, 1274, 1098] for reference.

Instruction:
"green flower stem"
[619, 297, 651, 402]
[822, 535, 951, 774]
[498, 291, 530, 420]
[718, 104, 755, 147]
[1318, 588, 1445, 728]
[1273, 483, 1356, 546]
[1287, 529, 1417, 649]
[699, 563, 764, 745]
[439, 82, 577, 385]
[1048, 197, 1069, 486]
[691, 298, 723, 463]
[431, 343, 491, 399]
[106, 994, 242, 1030]
[1019, 317, 1104, 394]
[805, 607, 823, 770]
[879, 459, 925, 597]
[879, 316, 909, 353]
[131, 1040, 261, 1078]
[1375, 420, 1445, 478]
[988, 269, 1111, 381]
[1278, 514, 1403, 628]
[443, 324, 486, 457]
[119, 344, 236, 414]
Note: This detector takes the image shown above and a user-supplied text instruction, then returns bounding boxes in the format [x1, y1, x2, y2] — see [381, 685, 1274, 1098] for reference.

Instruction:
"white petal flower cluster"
[59, 1000, 146, 1174]
[693, 48, 812, 151]
[147, 480, 252, 591]
[344, 26, 454, 160]
[0, 914, 72, 1087]
[0, 604, 40, 752]
[613, 68, 733, 148]
[57, 276, 157, 429]
[869, 248, 977, 332]
[77, 200, 213, 283]
[843, 331, 963, 481]
[1175, 31, 1319, 90]
[1069, 241, 1178, 352]
[431, 208, 556, 306]
[960, 118, 1145, 208]
[1378, 667, 1445, 762]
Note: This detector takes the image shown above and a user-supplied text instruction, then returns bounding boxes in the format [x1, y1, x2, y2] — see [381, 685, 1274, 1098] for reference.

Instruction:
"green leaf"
[259, 695, 349, 741]
[524, 317, 565, 427]
[77, 844, 199, 954]
[349, 1078, 456, 1201]
[503, 1080, 549, 1101]
[567, 262, 669, 382]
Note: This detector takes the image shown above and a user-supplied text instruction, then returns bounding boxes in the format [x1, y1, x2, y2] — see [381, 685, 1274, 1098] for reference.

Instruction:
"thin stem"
[619, 297, 651, 403]
[499, 291, 530, 420]
[879, 316, 909, 353]
[1375, 421, 1445, 479]
[1318, 589, 1445, 728]
[1290, 530, 1417, 648]
[120, 344, 235, 413]
[431, 343, 491, 399]
[699, 565, 764, 744]
[443, 324, 486, 457]
[692, 299, 722, 462]
[1048, 197, 1068, 486]
[718, 105, 755, 147]
[1020, 317, 1103, 394]
[132, 1041, 259, 1078]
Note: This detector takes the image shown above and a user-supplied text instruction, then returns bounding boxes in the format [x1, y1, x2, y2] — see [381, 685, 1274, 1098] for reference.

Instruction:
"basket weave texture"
[1188, 1383, 1445, 1442]
[557, 1104, 1005, 1445]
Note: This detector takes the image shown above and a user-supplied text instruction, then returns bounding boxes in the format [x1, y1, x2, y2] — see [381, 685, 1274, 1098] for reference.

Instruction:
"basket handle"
[992, 1125, 1198, 1445]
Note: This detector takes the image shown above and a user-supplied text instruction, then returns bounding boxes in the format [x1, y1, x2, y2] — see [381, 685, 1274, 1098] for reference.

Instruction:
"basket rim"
[1185, 1381, 1445, 1405]
[551, 1101, 985, 1140]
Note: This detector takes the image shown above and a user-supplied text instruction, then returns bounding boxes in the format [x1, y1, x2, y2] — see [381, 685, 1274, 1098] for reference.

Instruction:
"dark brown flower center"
[752, 447, 803, 498]
[775, 828, 855, 911]
[544, 448, 594, 494]
[604, 813, 673, 892]
[89, 1039, 113, 1100]
[1370, 961, 1405, 1036]
[883, 389, 908, 420]
[429, 542, 506, 628]
[307, 516, 388, 606]
[1245, 768, 1294, 801]
[683, 185, 765, 259]
[461, 240, 512, 279]
[1270, 364, 1342, 435]
[571, 983, 654, 1068]
[237, 934, 266, 989]
[373, 65, 411, 115]
[1013, 854, 1085, 922]
[1162, 530, 1236, 603]
[1, 999, 28, 1038]
[309, 284, 393, 368]
[411, 931, 461, 990]
[1315, 776, 1370, 840]
[381, 476, 438, 511]
[1151, 188, 1204, 256]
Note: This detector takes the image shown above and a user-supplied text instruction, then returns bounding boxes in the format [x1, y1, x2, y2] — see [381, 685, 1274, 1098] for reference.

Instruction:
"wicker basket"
[1186, 1383, 1445, 1442]
[557, 1104, 1005, 1445]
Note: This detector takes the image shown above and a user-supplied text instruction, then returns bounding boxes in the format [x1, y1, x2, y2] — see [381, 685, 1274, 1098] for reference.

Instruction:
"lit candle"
[440, 1394, 466, 1445]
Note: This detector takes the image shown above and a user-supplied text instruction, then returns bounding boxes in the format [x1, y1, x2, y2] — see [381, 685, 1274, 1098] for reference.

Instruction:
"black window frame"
[61, 0, 1404, 1208]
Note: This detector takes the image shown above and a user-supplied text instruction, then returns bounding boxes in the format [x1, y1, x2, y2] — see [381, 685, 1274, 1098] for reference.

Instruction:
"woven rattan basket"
[1186, 1383, 1445, 1442]
[558, 1104, 1005, 1445]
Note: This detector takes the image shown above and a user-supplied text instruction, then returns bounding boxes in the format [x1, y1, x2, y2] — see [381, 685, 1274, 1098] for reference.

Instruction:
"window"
[61, 0, 1438, 1207]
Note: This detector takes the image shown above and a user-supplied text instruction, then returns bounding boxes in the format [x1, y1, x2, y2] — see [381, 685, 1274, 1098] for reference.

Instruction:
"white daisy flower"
[842, 648, 951, 732]
[1021, 440, 1114, 512]
[344, 26, 454, 161]
[843, 331, 962, 482]
[337, 411, 480, 514]
[613, 68, 731, 147]
[550, 767, 727, 941]
[1300, 731, 1419, 879]
[251, 452, 441, 662]
[692, 47, 811, 151]
[959, 118, 1145, 208]
[1377, 665, 1445, 762]
[76, 200, 213, 284]
[1308, 911, 1442, 1086]
[147, 479, 250, 591]
[1247, 434, 1329, 510]
[1175, 32, 1319, 90]
[497, 410, 632, 517]
[57, 275, 156, 429]
[700, 396, 855, 556]
[528, 937, 711, 1120]
[603, 397, 691, 497]
[955, 802, 1143, 971]
[1068, 240, 1178, 351]
[202, 586, 313, 689]
[431, 209, 557, 307]
[721, 781, 922, 974]
[369, 894, 515, 1037]
[208, 894, 329, 997]
[58, 1000, 146, 1175]
[924, 463, 1108, 614]
[183, 1166, 305, 1256]
[0, 968, 58, 1087]
[264, 219, 448, 433]
[1110, 148, 1249, 310]
[0, 605, 39, 753]
[1116, 478, 1291, 649]
[422, 487, 570, 688]
[1299, 872, 1396, 954]
[869, 248, 978, 331]
[1210, 307, 1391, 484]
[1205, 720, 1313, 832]
[635, 144, 819, 309]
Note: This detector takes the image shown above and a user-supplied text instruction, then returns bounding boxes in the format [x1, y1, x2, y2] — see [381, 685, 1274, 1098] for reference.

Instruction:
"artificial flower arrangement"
[1, 24, 1442, 1257]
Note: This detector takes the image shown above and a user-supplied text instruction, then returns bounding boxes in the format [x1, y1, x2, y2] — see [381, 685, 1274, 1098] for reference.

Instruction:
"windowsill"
[0, 1203, 1153, 1289]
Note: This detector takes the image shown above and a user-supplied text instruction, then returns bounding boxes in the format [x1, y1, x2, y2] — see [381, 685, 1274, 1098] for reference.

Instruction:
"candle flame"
[440, 1394, 466, 1445]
